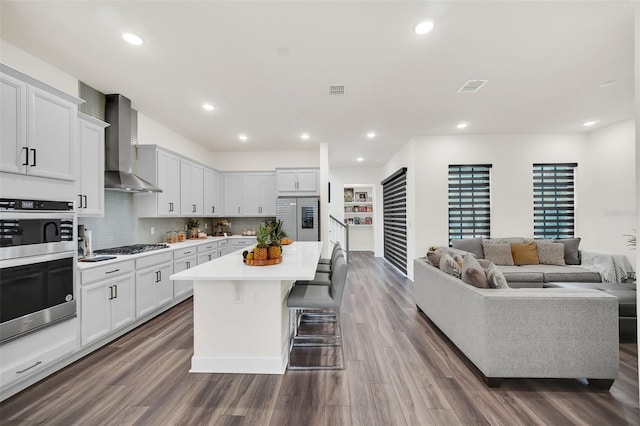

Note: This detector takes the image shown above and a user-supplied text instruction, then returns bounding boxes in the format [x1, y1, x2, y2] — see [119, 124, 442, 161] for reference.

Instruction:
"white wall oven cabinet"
[276, 168, 319, 196]
[180, 160, 204, 216]
[136, 146, 181, 217]
[80, 260, 135, 346]
[0, 65, 82, 182]
[76, 113, 108, 216]
[135, 251, 173, 318]
[203, 168, 222, 216]
[173, 248, 197, 298]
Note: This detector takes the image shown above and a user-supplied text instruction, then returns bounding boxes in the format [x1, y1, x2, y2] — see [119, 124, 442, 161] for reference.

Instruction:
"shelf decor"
[344, 187, 354, 202]
[355, 191, 368, 201]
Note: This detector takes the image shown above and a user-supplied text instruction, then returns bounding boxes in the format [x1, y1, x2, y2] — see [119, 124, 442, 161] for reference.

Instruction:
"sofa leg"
[587, 379, 614, 390]
[483, 376, 502, 388]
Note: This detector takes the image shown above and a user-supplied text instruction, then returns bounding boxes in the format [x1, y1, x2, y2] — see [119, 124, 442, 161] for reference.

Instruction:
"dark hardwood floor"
[1, 251, 638, 425]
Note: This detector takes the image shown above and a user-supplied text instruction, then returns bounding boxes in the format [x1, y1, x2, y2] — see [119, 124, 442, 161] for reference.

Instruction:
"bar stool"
[318, 242, 341, 265]
[287, 256, 348, 370]
[316, 245, 344, 274]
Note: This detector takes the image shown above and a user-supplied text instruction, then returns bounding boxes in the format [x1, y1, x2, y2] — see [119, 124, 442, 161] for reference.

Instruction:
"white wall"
[1, 39, 77, 96]
[584, 119, 636, 262]
[210, 150, 319, 171]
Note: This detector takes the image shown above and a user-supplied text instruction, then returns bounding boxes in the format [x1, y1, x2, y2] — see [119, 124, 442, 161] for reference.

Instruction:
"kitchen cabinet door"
[0, 73, 27, 175]
[180, 160, 204, 216]
[173, 254, 196, 298]
[276, 170, 298, 192]
[109, 273, 136, 330]
[157, 150, 181, 216]
[224, 174, 242, 216]
[276, 169, 319, 196]
[296, 170, 318, 193]
[241, 174, 262, 216]
[203, 168, 222, 216]
[81, 280, 111, 346]
[27, 85, 76, 181]
[136, 267, 158, 318]
[260, 173, 277, 216]
[77, 113, 107, 216]
[155, 263, 174, 307]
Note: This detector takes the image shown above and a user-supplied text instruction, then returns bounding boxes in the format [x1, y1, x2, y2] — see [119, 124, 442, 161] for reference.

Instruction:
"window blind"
[448, 164, 492, 242]
[381, 168, 407, 274]
[533, 163, 577, 239]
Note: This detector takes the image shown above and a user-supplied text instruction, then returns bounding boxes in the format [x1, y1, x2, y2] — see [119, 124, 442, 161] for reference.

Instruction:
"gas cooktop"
[93, 243, 169, 255]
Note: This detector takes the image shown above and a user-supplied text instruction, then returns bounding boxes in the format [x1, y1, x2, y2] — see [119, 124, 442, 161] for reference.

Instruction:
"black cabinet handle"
[186, 261, 191, 269]
[83, 195, 88, 208]
[22, 147, 29, 166]
[105, 269, 120, 274]
[78, 194, 83, 208]
[211, 206, 214, 213]
[183, 251, 192, 255]
[192, 204, 196, 213]
[30, 148, 36, 167]
[108, 285, 114, 300]
[169, 202, 173, 212]
[208, 254, 212, 261]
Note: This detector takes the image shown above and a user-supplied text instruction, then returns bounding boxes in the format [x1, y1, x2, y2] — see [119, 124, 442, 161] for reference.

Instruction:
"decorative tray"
[243, 257, 282, 266]
[281, 240, 293, 245]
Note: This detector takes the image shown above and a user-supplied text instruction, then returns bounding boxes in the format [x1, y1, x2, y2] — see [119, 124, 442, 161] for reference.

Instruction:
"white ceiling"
[0, 1, 635, 168]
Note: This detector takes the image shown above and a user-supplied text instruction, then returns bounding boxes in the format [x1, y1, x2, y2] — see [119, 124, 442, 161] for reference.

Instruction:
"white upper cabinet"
[0, 65, 82, 182]
[203, 168, 222, 216]
[180, 160, 204, 216]
[224, 172, 276, 216]
[136, 146, 181, 217]
[76, 113, 108, 216]
[276, 168, 319, 196]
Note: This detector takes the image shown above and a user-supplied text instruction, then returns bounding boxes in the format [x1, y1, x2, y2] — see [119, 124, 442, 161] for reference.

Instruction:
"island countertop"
[170, 241, 323, 282]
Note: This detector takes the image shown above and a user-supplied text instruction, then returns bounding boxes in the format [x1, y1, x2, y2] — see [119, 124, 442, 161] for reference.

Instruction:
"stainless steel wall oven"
[0, 199, 76, 343]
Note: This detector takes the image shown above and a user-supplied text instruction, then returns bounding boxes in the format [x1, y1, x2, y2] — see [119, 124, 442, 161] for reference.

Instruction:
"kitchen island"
[170, 241, 323, 374]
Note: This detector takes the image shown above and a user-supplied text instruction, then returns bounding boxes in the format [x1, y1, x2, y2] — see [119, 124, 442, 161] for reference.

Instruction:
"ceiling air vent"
[457, 80, 488, 93]
[329, 85, 345, 96]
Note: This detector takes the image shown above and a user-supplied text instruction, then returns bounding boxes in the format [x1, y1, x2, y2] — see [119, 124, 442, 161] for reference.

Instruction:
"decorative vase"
[189, 228, 199, 239]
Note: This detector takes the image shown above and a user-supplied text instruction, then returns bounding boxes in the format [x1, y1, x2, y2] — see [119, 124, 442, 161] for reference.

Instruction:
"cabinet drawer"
[197, 242, 218, 254]
[1, 319, 78, 389]
[174, 247, 197, 260]
[81, 260, 135, 285]
[217, 240, 228, 248]
[135, 251, 173, 270]
[231, 238, 256, 246]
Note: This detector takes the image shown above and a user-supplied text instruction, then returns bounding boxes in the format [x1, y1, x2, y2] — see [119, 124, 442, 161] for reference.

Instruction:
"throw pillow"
[481, 241, 514, 266]
[439, 253, 461, 278]
[426, 250, 442, 267]
[461, 254, 488, 288]
[490, 237, 525, 244]
[451, 238, 484, 259]
[510, 242, 540, 265]
[554, 238, 581, 265]
[486, 263, 510, 289]
[536, 241, 566, 265]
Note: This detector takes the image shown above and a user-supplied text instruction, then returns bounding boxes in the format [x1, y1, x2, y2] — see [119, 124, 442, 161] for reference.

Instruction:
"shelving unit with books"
[343, 185, 374, 250]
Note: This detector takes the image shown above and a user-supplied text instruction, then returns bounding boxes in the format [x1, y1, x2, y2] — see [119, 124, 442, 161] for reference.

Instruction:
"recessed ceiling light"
[414, 21, 434, 35]
[600, 80, 617, 88]
[366, 132, 376, 139]
[357, 157, 364, 162]
[202, 103, 215, 111]
[456, 122, 468, 129]
[301, 133, 310, 140]
[122, 33, 144, 46]
[583, 120, 598, 127]
[239, 134, 248, 141]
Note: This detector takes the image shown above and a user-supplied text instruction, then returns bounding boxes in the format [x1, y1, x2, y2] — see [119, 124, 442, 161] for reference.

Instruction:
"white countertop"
[170, 241, 323, 281]
[77, 235, 256, 270]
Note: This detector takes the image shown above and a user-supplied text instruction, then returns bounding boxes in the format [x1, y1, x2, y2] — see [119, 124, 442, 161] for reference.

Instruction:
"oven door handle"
[0, 250, 74, 269]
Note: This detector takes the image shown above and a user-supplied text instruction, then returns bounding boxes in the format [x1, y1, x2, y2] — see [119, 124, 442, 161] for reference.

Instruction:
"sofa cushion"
[554, 238, 581, 265]
[461, 254, 488, 288]
[511, 242, 540, 265]
[496, 265, 544, 283]
[536, 241, 566, 266]
[482, 241, 514, 266]
[522, 264, 601, 282]
[477, 259, 493, 269]
[439, 253, 461, 278]
[451, 238, 484, 259]
[490, 237, 525, 244]
[486, 263, 509, 289]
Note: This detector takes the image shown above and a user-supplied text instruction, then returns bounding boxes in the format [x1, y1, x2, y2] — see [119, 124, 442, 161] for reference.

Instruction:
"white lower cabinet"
[80, 260, 135, 346]
[135, 252, 174, 318]
[197, 241, 218, 264]
[174, 248, 197, 298]
[0, 319, 78, 391]
[230, 237, 257, 252]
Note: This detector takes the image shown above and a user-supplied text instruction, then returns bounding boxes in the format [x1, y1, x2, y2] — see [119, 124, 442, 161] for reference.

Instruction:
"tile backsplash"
[80, 192, 274, 248]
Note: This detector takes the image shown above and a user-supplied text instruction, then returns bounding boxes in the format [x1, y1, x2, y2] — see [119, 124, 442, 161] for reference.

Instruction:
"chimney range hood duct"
[104, 94, 162, 193]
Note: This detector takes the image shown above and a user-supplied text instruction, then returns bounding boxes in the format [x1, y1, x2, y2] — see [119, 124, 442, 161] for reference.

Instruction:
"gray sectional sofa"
[414, 258, 620, 388]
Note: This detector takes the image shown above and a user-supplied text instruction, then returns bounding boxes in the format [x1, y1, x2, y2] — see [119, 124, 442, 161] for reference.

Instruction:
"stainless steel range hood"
[104, 94, 162, 193]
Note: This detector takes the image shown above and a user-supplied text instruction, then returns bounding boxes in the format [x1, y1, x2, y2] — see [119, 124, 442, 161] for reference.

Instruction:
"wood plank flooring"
[1, 251, 638, 425]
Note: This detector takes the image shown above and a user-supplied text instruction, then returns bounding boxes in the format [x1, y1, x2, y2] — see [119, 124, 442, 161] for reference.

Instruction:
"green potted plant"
[186, 218, 200, 239]
[268, 219, 287, 259]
